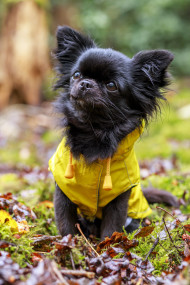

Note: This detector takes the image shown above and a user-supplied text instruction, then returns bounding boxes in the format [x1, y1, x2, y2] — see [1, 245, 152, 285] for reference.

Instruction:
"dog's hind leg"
[125, 187, 179, 233]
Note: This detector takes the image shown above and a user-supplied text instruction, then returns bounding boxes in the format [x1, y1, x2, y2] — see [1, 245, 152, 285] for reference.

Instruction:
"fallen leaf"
[102, 274, 121, 284]
[0, 209, 29, 233]
[0, 193, 36, 221]
[182, 234, 190, 246]
[184, 224, 190, 233]
[0, 240, 15, 249]
[0, 192, 13, 200]
[0, 209, 18, 231]
[97, 232, 138, 253]
[17, 220, 30, 233]
[32, 235, 58, 251]
[31, 252, 44, 264]
[184, 243, 190, 257]
[134, 226, 155, 238]
[37, 200, 54, 208]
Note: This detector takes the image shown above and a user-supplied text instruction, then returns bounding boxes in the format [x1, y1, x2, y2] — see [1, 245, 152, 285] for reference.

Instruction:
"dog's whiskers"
[94, 97, 127, 123]
[106, 99, 127, 121]
[93, 98, 116, 127]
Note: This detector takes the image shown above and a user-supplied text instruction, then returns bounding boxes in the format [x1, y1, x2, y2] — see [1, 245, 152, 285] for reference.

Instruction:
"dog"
[49, 26, 177, 240]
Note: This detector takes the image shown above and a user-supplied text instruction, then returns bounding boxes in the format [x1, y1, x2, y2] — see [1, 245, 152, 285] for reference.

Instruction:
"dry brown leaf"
[97, 231, 138, 253]
[37, 200, 54, 208]
[184, 224, 190, 232]
[184, 243, 190, 257]
[134, 226, 155, 238]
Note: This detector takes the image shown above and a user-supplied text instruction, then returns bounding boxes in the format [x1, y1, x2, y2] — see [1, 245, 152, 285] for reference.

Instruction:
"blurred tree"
[0, 0, 189, 109]
[0, 0, 49, 109]
[76, 0, 190, 76]
[49, 0, 190, 76]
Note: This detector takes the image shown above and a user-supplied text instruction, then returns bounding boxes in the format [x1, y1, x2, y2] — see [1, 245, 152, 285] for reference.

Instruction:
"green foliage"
[33, 179, 55, 203]
[33, 204, 58, 236]
[0, 224, 34, 267]
[73, 0, 190, 76]
[71, 246, 86, 268]
[129, 219, 186, 275]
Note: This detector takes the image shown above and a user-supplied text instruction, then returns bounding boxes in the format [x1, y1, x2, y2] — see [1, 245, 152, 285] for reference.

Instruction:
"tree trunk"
[0, 0, 49, 109]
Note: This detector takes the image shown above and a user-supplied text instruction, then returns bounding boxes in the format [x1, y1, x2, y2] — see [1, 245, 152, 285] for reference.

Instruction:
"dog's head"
[53, 26, 174, 162]
[54, 26, 173, 133]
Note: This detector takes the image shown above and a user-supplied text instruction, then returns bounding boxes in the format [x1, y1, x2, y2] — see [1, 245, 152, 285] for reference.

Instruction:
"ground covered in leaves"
[0, 82, 190, 284]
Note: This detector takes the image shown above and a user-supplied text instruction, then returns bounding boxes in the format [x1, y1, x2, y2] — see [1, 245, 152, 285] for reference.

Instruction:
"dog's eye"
[106, 82, 117, 91]
[72, 71, 82, 80]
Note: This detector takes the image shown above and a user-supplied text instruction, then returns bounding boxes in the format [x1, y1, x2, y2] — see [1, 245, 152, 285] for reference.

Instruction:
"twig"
[75, 223, 100, 257]
[156, 206, 187, 234]
[70, 252, 76, 270]
[51, 261, 69, 285]
[145, 237, 159, 261]
[61, 269, 95, 279]
[157, 206, 190, 255]
[162, 216, 181, 254]
[158, 241, 168, 253]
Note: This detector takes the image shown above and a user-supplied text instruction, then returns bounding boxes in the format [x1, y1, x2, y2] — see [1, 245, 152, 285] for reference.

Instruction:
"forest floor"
[0, 81, 190, 284]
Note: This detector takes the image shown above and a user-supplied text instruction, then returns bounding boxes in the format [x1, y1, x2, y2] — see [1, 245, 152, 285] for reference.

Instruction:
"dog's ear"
[55, 26, 95, 70]
[54, 26, 95, 89]
[128, 50, 174, 122]
[131, 50, 174, 87]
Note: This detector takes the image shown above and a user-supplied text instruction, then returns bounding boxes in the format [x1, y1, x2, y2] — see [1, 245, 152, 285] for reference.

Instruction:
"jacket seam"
[124, 160, 133, 186]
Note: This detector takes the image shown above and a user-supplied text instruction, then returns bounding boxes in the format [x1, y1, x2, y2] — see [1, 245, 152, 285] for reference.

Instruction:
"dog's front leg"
[54, 184, 78, 236]
[100, 189, 131, 240]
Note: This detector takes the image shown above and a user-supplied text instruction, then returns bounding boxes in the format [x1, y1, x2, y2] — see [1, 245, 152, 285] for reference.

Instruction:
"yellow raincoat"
[49, 125, 152, 220]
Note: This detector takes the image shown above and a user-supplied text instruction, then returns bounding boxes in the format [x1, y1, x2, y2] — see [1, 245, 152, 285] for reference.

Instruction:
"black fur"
[100, 190, 131, 239]
[54, 26, 173, 163]
[54, 184, 78, 236]
[53, 26, 174, 239]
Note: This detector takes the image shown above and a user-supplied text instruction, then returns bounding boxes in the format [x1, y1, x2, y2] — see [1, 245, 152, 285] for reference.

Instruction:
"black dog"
[49, 26, 176, 240]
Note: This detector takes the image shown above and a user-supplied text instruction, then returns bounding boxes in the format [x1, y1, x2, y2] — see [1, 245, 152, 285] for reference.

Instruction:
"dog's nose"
[79, 80, 93, 91]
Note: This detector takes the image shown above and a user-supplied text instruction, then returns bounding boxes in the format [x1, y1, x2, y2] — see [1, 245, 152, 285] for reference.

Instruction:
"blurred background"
[0, 0, 190, 183]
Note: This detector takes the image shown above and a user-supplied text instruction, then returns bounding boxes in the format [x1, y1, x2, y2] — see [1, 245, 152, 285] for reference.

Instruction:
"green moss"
[71, 247, 86, 268]
[129, 220, 185, 275]
[0, 224, 34, 267]
[33, 204, 58, 236]
[32, 179, 55, 204]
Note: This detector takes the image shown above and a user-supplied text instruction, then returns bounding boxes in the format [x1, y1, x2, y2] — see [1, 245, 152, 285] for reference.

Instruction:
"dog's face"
[69, 48, 132, 125]
[54, 26, 173, 131]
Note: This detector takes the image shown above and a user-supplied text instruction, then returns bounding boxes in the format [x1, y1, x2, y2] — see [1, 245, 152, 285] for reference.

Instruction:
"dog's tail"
[142, 187, 179, 207]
